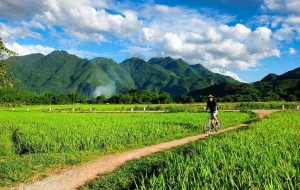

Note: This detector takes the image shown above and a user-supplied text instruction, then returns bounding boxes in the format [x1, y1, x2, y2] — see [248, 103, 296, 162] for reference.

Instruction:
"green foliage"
[10, 53, 238, 98]
[261, 73, 278, 82]
[186, 72, 300, 102]
[107, 89, 173, 104]
[5, 49, 300, 102]
[82, 111, 300, 189]
[0, 111, 252, 187]
[0, 38, 18, 90]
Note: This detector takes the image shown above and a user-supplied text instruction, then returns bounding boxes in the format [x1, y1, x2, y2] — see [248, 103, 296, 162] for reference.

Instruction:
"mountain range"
[186, 67, 300, 101]
[10, 50, 238, 98]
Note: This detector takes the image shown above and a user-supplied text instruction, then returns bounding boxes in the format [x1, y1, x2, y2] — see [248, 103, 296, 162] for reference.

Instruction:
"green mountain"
[277, 67, 300, 80]
[12, 51, 87, 94]
[186, 67, 300, 102]
[146, 57, 238, 96]
[10, 51, 239, 98]
[261, 73, 278, 82]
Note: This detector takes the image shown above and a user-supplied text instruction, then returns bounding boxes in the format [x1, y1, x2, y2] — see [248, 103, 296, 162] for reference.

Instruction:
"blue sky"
[0, 0, 299, 83]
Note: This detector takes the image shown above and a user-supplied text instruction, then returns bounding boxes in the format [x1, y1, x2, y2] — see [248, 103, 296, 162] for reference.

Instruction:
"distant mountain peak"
[261, 73, 278, 82]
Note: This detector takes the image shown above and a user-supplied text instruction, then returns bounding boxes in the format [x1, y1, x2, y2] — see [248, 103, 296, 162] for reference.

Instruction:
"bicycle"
[203, 116, 222, 133]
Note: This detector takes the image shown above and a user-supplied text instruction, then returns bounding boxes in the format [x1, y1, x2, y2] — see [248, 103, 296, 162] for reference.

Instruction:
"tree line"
[0, 89, 173, 106]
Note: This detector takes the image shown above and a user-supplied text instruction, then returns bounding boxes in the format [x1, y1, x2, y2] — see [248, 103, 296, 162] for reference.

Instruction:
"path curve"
[13, 110, 279, 190]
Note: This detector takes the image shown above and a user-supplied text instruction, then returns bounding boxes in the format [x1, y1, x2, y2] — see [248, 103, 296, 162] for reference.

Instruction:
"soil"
[10, 110, 279, 190]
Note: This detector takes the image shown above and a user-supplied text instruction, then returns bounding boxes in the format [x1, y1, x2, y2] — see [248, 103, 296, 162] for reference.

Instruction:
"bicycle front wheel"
[203, 119, 211, 134]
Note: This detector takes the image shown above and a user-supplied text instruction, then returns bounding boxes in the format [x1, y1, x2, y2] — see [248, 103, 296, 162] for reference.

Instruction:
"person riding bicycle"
[205, 95, 219, 126]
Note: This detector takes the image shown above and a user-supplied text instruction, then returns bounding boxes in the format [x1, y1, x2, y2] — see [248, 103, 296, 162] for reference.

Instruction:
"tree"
[0, 38, 18, 90]
[96, 94, 106, 104]
[158, 92, 173, 104]
[179, 94, 194, 103]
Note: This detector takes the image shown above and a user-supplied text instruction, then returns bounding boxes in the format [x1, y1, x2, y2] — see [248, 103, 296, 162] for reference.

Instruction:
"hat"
[207, 95, 214, 98]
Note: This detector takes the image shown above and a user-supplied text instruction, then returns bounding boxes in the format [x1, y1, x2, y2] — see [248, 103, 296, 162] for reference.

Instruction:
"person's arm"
[214, 101, 218, 111]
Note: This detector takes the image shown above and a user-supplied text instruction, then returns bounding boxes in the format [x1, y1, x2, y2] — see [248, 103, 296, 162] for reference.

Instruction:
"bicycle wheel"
[203, 119, 212, 133]
[215, 120, 222, 131]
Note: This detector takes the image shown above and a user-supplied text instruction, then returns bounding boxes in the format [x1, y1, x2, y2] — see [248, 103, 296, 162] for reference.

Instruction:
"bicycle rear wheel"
[215, 120, 222, 131]
[203, 119, 212, 133]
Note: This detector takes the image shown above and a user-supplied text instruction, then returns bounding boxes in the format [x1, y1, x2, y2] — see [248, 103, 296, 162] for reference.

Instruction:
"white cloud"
[21, 20, 45, 30]
[289, 47, 297, 54]
[219, 24, 251, 40]
[211, 68, 245, 82]
[35, 0, 143, 41]
[259, 1, 300, 41]
[262, 0, 300, 13]
[0, 0, 45, 20]
[133, 23, 280, 72]
[0, 23, 42, 40]
[1, 0, 142, 43]
[6, 42, 54, 56]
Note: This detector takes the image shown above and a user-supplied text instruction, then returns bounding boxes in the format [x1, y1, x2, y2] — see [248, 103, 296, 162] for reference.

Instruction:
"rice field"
[0, 110, 252, 187]
[82, 111, 300, 189]
[0, 101, 298, 113]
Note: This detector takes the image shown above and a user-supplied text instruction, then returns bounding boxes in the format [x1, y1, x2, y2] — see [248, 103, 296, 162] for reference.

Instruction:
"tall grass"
[81, 111, 300, 189]
[5, 112, 250, 154]
[0, 111, 252, 187]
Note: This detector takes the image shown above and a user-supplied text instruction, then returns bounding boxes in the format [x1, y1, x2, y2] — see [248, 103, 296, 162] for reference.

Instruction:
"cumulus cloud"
[211, 68, 245, 82]
[0, 23, 42, 40]
[35, 0, 143, 41]
[262, 0, 300, 13]
[0, 0, 45, 20]
[259, 0, 300, 41]
[1, 0, 142, 42]
[125, 4, 281, 79]
[6, 42, 54, 56]
[289, 47, 297, 54]
[135, 22, 280, 72]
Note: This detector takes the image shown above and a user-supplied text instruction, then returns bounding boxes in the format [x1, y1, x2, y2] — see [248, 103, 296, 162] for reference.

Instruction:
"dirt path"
[13, 110, 279, 190]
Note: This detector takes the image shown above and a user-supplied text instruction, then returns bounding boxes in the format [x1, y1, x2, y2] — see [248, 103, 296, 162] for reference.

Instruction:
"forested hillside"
[5, 50, 300, 103]
[9, 51, 238, 98]
[185, 68, 300, 102]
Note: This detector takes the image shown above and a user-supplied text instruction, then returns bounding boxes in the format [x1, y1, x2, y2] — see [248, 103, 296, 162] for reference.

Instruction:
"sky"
[0, 0, 299, 83]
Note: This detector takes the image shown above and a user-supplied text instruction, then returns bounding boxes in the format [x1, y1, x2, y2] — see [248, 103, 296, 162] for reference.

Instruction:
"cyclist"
[205, 94, 219, 126]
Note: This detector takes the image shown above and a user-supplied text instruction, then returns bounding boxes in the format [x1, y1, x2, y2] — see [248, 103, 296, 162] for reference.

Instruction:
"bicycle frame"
[203, 116, 222, 133]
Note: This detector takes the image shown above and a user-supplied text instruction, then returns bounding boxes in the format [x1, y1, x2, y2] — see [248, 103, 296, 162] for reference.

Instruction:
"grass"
[81, 111, 300, 189]
[1, 102, 299, 112]
[0, 111, 253, 188]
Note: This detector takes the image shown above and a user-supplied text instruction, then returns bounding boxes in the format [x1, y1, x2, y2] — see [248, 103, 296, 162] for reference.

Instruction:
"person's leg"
[210, 112, 214, 128]
[212, 112, 219, 125]
[210, 112, 214, 120]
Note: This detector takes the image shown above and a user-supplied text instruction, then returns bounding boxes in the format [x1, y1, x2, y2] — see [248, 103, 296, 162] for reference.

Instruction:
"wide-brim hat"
[207, 95, 214, 98]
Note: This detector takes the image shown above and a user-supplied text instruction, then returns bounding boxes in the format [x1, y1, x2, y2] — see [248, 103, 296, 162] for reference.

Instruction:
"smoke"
[93, 83, 116, 98]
